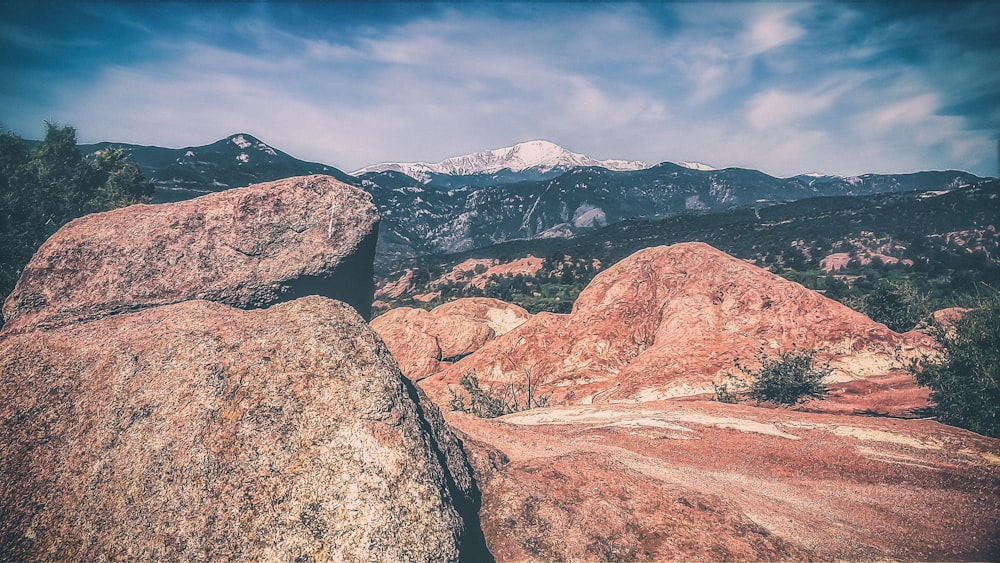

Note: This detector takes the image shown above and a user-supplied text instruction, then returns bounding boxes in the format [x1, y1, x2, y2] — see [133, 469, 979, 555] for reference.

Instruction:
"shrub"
[719, 349, 830, 406]
[859, 278, 929, 332]
[915, 297, 1000, 437]
[713, 374, 748, 404]
[449, 370, 550, 418]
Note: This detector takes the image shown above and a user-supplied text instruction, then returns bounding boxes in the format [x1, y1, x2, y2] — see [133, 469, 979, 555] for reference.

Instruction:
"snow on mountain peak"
[351, 140, 647, 180]
[228, 134, 279, 157]
[677, 161, 716, 171]
[231, 135, 252, 150]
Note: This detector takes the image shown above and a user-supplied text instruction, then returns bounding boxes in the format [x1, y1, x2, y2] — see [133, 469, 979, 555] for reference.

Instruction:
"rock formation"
[0, 176, 486, 561]
[3, 174, 379, 332]
[370, 243, 998, 561]
[453, 400, 1000, 561]
[372, 298, 531, 380]
[0, 299, 474, 560]
[421, 242, 931, 406]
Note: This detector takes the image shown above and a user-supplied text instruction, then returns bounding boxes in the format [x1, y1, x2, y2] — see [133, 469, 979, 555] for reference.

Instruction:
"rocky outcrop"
[0, 175, 487, 561]
[2, 174, 379, 331]
[421, 242, 931, 406]
[0, 298, 480, 561]
[372, 298, 531, 380]
[368, 243, 996, 561]
[451, 400, 1000, 561]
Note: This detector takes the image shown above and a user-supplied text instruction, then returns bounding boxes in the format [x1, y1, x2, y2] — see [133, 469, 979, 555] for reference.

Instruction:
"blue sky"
[1, 1, 998, 177]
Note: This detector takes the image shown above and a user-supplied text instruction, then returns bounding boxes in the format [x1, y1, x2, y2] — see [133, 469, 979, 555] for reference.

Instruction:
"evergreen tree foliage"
[916, 297, 1000, 438]
[859, 278, 929, 332]
[0, 123, 153, 313]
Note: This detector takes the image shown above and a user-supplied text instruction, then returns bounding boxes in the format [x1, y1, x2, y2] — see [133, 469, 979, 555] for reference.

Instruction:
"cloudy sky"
[1, 1, 998, 177]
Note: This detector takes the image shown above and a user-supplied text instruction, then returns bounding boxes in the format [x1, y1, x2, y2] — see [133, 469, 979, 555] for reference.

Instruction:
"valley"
[376, 177, 1000, 321]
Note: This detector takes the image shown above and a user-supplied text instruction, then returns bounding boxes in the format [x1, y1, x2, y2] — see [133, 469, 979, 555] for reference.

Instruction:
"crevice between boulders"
[400, 377, 495, 563]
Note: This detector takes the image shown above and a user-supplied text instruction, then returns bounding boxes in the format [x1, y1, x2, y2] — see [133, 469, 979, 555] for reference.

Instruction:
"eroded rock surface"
[372, 298, 531, 380]
[0, 297, 480, 561]
[422, 243, 932, 406]
[2, 174, 379, 331]
[452, 401, 1000, 561]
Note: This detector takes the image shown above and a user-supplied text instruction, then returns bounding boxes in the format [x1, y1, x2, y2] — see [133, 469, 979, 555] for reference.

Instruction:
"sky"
[1, 1, 998, 178]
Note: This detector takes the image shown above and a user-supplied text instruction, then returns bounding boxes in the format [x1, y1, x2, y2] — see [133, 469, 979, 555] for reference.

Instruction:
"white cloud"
[8, 1, 997, 178]
[743, 5, 806, 55]
[873, 94, 938, 129]
[746, 88, 839, 130]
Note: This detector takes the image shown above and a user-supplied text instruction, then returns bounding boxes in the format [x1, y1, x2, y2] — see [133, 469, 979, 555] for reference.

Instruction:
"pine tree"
[0, 123, 153, 318]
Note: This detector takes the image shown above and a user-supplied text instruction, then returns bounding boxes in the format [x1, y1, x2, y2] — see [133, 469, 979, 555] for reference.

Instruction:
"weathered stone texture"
[372, 298, 531, 381]
[421, 242, 931, 405]
[3, 174, 379, 331]
[0, 297, 474, 561]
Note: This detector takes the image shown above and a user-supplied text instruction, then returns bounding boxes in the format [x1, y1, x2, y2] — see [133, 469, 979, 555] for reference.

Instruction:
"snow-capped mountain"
[360, 160, 984, 262]
[76, 132, 986, 266]
[351, 140, 648, 182]
[677, 161, 717, 171]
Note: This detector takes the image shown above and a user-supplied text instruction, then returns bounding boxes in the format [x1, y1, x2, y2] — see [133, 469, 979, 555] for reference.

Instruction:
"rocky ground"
[2, 173, 997, 562]
[374, 244, 1000, 561]
[450, 399, 1000, 561]
[371, 297, 531, 381]
[391, 243, 932, 406]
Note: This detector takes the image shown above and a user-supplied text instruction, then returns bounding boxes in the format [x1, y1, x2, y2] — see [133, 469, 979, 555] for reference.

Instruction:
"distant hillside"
[79, 134, 355, 203]
[360, 163, 982, 263]
[76, 134, 986, 265]
[375, 179, 1000, 315]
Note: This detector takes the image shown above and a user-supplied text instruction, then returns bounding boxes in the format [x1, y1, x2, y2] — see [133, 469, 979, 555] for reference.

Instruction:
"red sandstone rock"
[372, 298, 531, 380]
[0, 297, 481, 561]
[933, 306, 972, 329]
[2, 174, 379, 331]
[450, 400, 1000, 561]
[375, 268, 415, 300]
[422, 243, 933, 407]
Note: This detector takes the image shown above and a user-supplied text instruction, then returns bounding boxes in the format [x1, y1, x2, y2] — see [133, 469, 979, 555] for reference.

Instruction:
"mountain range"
[358, 161, 981, 262]
[79, 134, 987, 264]
[79, 134, 354, 203]
[376, 178, 1000, 292]
[352, 139, 647, 182]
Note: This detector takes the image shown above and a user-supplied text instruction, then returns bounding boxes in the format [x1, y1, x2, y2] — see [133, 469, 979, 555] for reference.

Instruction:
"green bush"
[719, 349, 830, 406]
[916, 297, 1000, 437]
[859, 278, 929, 332]
[449, 370, 550, 418]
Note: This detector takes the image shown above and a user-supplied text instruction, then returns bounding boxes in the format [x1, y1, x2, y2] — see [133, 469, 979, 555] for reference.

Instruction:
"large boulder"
[372, 298, 531, 380]
[2, 174, 379, 331]
[0, 174, 489, 561]
[0, 297, 483, 561]
[421, 243, 931, 406]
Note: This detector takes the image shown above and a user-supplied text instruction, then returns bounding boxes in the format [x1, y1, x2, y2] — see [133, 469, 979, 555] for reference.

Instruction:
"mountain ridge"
[351, 139, 648, 181]
[73, 133, 988, 265]
[79, 133, 356, 202]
